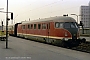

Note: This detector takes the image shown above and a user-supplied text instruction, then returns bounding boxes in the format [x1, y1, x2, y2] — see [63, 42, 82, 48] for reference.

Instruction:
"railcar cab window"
[64, 22, 78, 28]
[38, 24, 41, 29]
[55, 22, 63, 28]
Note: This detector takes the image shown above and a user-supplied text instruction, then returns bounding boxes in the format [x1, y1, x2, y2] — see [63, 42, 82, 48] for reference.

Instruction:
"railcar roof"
[21, 16, 76, 24]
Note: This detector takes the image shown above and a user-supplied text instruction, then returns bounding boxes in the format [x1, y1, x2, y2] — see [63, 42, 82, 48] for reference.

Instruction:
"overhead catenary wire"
[17, 0, 62, 16]
[29, 5, 79, 19]
[15, 0, 80, 21]
[17, 0, 73, 16]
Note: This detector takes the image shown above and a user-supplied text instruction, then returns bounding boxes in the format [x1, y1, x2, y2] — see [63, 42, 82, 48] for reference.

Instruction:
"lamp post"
[0, 0, 13, 48]
[13, 15, 18, 24]
[71, 14, 83, 24]
[71, 14, 84, 34]
[6, 0, 8, 49]
[71, 14, 79, 24]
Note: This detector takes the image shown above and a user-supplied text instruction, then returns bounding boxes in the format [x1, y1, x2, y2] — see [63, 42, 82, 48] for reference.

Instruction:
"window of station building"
[81, 18, 83, 20]
[31, 24, 33, 29]
[38, 24, 41, 29]
[28, 24, 30, 29]
[22, 25, 25, 29]
[34, 24, 37, 29]
[42, 23, 46, 29]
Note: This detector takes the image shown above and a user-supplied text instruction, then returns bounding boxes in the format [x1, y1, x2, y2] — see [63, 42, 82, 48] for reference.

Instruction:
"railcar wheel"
[51, 40, 55, 44]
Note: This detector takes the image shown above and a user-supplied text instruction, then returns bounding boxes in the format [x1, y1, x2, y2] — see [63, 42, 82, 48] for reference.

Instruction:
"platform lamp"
[71, 14, 79, 24]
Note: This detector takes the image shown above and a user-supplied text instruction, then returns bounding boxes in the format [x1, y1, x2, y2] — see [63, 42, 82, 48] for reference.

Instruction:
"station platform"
[0, 36, 90, 60]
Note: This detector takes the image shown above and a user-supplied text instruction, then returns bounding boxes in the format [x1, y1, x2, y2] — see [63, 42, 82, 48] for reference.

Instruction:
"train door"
[46, 22, 50, 43]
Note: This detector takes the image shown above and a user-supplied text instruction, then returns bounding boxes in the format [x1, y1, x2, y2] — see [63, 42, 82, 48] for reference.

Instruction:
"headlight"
[63, 38, 68, 41]
[64, 38, 68, 41]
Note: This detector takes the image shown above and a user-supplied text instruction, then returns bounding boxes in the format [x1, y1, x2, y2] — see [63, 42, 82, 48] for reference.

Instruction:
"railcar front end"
[55, 22, 86, 47]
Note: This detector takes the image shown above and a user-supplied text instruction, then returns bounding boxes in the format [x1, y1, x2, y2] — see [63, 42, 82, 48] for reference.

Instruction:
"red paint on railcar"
[17, 22, 72, 38]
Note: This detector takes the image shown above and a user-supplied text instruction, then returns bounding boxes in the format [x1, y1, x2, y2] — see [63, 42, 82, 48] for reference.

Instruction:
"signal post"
[0, 0, 13, 48]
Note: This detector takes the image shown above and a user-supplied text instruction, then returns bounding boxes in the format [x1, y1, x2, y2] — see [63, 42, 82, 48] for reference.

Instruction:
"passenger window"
[55, 22, 59, 28]
[38, 24, 41, 29]
[55, 22, 63, 28]
[42, 23, 46, 29]
[31, 24, 33, 29]
[34, 24, 37, 29]
[28, 24, 30, 29]
[22, 25, 25, 29]
[59, 23, 63, 28]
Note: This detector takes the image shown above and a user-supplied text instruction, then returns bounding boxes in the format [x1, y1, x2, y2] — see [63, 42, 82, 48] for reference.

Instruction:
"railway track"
[10, 36, 90, 53]
[29, 38, 90, 53]
[71, 42, 90, 53]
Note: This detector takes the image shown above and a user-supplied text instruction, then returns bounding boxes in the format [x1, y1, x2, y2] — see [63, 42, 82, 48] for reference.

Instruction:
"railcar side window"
[55, 22, 63, 28]
[31, 24, 33, 29]
[22, 25, 25, 29]
[34, 24, 37, 29]
[42, 23, 46, 29]
[28, 25, 30, 29]
[38, 24, 41, 29]
[59, 23, 63, 28]
[55, 22, 59, 28]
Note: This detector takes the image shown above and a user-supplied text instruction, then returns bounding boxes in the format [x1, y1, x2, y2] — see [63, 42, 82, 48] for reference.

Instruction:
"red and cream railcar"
[17, 16, 83, 46]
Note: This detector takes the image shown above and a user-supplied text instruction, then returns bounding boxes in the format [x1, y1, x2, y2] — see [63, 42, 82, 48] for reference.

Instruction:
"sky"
[0, 0, 90, 25]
